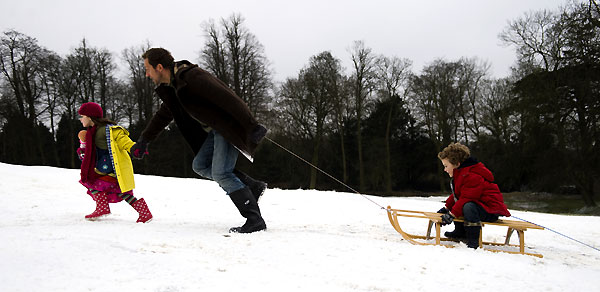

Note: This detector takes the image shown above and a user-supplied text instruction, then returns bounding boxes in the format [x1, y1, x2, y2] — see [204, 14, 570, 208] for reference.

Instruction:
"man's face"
[144, 58, 166, 85]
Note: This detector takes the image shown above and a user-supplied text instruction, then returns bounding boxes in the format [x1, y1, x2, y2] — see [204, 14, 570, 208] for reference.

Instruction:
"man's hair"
[142, 48, 174, 70]
[437, 142, 470, 165]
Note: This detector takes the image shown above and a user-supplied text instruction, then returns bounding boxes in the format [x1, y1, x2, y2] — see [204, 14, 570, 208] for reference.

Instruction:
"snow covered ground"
[1, 162, 599, 291]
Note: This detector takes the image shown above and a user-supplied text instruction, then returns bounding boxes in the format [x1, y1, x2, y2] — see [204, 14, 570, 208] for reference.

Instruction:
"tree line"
[1, 1, 598, 207]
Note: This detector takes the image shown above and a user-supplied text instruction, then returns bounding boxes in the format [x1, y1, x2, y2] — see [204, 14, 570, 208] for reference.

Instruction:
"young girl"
[436, 142, 510, 249]
[77, 102, 152, 223]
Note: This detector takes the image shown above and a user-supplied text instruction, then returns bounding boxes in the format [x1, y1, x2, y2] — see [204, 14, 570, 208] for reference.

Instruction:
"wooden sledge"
[386, 206, 545, 258]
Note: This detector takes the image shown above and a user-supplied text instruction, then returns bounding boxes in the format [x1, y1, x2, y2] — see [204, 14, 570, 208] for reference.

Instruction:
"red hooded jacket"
[445, 159, 511, 218]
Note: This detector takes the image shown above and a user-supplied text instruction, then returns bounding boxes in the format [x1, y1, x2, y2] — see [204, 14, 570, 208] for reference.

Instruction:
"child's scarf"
[80, 125, 100, 183]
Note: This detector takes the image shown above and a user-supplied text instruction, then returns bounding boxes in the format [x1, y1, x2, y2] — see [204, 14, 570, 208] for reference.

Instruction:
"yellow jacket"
[107, 125, 136, 192]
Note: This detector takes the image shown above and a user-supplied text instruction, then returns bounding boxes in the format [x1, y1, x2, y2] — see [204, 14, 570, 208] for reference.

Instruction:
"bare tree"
[278, 51, 340, 188]
[38, 52, 62, 138]
[590, 0, 600, 28]
[60, 39, 115, 113]
[108, 77, 136, 127]
[408, 59, 465, 190]
[202, 19, 229, 85]
[456, 57, 491, 143]
[58, 53, 87, 168]
[94, 48, 115, 112]
[200, 13, 273, 121]
[330, 76, 354, 184]
[0, 29, 55, 164]
[122, 42, 155, 124]
[375, 55, 412, 193]
[69, 39, 98, 104]
[502, 1, 600, 206]
[479, 77, 520, 144]
[102, 76, 130, 125]
[0, 30, 48, 121]
[349, 40, 377, 192]
[499, 9, 567, 73]
[38, 51, 62, 165]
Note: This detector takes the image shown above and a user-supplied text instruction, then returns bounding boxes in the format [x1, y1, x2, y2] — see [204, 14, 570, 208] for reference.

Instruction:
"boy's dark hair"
[438, 142, 470, 165]
[142, 48, 174, 70]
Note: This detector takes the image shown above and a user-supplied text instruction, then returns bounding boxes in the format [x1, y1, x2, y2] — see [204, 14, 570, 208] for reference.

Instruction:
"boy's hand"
[441, 213, 455, 225]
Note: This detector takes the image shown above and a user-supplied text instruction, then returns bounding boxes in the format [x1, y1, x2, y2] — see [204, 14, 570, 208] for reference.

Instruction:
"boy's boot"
[444, 221, 466, 239]
[233, 169, 267, 202]
[85, 192, 111, 220]
[464, 223, 482, 249]
[131, 198, 153, 223]
[229, 187, 267, 233]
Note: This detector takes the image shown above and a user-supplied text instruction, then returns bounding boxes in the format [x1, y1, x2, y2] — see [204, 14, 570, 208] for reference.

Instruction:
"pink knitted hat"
[78, 102, 103, 118]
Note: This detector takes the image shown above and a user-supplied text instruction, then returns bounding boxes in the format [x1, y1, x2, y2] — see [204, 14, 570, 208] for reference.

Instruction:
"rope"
[265, 136, 387, 210]
[511, 215, 600, 253]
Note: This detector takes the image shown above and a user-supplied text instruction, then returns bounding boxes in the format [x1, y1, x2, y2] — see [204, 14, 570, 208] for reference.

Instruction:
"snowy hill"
[1, 162, 599, 291]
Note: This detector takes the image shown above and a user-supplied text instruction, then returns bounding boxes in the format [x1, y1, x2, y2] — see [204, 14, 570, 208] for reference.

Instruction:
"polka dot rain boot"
[85, 192, 111, 220]
[131, 198, 153, 223]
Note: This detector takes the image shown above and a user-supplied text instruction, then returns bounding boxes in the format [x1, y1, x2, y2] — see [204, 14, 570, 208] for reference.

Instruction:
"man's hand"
[441, 213, 455, 225]
[130, 138, 149, 160]
[437, 207, 449, 214]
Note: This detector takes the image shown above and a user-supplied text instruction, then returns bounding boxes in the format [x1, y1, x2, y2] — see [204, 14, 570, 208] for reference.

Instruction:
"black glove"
[437, 207, 449, 214]
[130, 137, 149, 160]
[441, 213, 455, 225]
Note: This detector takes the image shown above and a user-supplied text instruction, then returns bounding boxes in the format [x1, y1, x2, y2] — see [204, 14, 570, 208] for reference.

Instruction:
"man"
[131, 47, 268, 233]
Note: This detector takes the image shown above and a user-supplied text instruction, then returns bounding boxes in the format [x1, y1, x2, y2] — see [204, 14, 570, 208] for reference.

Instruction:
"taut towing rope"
[510, 215, 600, 253]
[264, 137, 387, 210]
[265, 136, 599, 253]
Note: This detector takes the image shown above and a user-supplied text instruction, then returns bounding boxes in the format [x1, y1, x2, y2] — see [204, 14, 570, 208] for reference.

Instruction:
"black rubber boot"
[233, 169, 267, 202]
[464, 224, 481, 249]
[229, 187, 267, 233]
[444, 221, 466, 239]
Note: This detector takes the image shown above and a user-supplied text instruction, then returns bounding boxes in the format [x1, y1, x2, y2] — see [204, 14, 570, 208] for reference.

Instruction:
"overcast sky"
[1, 0, 569, 82]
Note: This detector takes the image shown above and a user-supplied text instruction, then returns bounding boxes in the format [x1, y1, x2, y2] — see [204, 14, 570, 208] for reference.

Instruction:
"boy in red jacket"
[436, 143, 511, 249]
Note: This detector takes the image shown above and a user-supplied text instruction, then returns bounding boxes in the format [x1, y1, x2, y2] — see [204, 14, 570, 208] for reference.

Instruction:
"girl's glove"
[76, 147, 85, 161]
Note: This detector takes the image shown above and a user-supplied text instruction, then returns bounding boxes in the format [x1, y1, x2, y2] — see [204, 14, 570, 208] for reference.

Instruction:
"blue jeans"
[192, 130, 245, 195]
